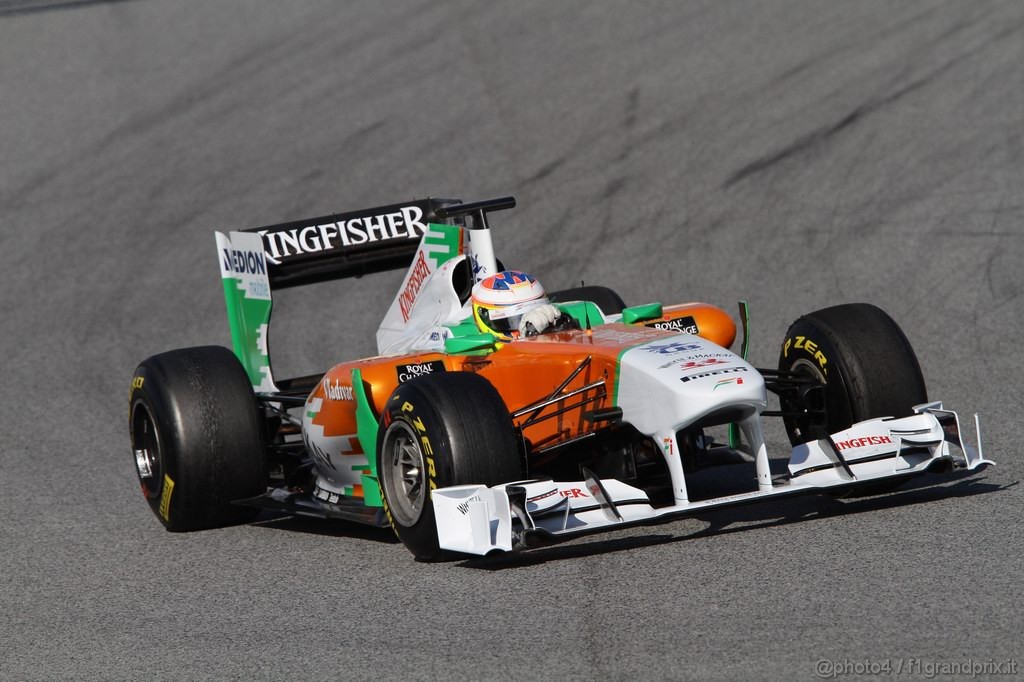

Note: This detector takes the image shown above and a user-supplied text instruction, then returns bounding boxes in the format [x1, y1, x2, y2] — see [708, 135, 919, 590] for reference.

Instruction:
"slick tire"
[377, 372, 525, 561]
[778, 303, 927, 496]
[129, 346, 266, 531]
[548, 285, 627, 316]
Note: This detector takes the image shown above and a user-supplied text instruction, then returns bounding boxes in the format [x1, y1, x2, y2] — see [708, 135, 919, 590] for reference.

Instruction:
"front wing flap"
[431, 403, 993, 556]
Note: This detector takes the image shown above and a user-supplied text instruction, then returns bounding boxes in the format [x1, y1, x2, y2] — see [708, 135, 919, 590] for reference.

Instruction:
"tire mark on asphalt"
[763, 2, 949, 90]
[613, 85, 641, 164]
[588, 173, 631, 252]
[3, 3, 440, 211]
[524, 86, 651, 278]
[0, 0, 137, 16]
[2, 22, 320, 210]
[557, 88, 648, 278]
[724, 10, 1024, 189]
[980, 200, 1022, 314]
[923, 3, 993, 48]
[722, 58, 960, 188]
[520, 157, 568, 187]
[821, 128, 874, 268]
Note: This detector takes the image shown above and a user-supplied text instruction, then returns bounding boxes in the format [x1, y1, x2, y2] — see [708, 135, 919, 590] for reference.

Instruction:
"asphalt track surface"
[2, 1, 1022, 680]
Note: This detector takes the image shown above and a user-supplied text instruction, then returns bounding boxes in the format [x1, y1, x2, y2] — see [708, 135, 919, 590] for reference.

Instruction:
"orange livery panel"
[304, 306, 736, 494]
[305, 316, 732, 480]
[639, 303, 736, 349]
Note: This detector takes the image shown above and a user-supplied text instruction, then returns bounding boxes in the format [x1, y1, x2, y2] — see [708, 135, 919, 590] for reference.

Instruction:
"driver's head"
[471, 270, 548, 341]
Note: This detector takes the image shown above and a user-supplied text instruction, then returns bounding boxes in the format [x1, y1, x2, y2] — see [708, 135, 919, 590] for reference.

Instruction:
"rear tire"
[377, 372, 524, 561]
[778, 303, 927, 496]
[129, 346, 266, 531]
[548, 285, 626, 315]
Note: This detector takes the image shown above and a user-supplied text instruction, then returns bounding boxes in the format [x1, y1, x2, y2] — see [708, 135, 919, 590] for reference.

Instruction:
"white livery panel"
[616, 335, 767, 435]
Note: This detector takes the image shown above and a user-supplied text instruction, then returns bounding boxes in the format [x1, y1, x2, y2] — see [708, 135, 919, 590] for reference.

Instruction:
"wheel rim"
[131, 402, 162, 497]
[380, 420, 427, 527]
[782, 358, 828, 443]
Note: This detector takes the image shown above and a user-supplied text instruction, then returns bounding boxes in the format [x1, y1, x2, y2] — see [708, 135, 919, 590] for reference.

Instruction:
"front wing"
[431, 403, 993, 556]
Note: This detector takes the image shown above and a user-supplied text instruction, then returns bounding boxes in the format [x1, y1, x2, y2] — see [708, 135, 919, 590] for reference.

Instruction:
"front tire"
[778, 303, 927, 445]
[129, 346, 267, 531]
[778, 304, 928, 496]
[377, 372, 525, 561]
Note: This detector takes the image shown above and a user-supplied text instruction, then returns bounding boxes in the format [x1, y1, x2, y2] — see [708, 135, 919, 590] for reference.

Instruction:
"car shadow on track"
[251, 514, 400, 545]
[457, 470, 1014, 571]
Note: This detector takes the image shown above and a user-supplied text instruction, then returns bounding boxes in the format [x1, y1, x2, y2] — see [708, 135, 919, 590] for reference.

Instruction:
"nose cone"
[615, 336, 767, 434]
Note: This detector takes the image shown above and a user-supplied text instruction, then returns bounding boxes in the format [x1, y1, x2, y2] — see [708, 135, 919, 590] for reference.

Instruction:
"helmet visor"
[477, 298, 549, 336]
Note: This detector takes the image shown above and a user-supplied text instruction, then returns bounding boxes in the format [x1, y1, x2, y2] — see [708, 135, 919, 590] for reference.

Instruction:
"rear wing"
[216, 197, 461, 391]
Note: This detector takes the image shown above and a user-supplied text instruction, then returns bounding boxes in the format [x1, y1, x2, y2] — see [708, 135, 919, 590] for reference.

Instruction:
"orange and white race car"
[128, 196, 992, 560]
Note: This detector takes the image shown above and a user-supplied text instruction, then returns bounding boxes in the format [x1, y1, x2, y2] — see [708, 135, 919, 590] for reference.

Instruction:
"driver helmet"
[471, 270, 549, 341]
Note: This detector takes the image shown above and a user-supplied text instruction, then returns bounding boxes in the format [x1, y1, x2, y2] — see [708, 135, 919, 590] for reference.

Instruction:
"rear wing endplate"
[215, 197, 461, 390]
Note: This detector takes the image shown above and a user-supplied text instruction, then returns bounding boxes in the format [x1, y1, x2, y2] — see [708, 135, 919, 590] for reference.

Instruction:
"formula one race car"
[128, 196, 992, 560]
